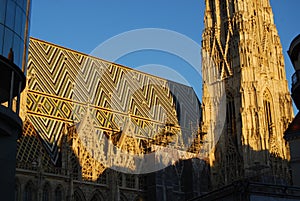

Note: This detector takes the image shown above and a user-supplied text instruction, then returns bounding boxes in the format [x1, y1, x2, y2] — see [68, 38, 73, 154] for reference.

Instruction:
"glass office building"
[0, 0, 31, 112]
[0, 0, 31, 200]
[0, 0, 31, 71]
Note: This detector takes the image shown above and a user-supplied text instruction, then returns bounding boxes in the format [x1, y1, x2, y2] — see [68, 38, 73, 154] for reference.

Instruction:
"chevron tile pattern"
[22, 38, 201, 164]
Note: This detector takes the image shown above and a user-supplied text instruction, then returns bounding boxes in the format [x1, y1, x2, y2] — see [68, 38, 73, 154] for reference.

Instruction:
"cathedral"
[201, 0, 293, 187]
[16, 38, 204, 201]
[13, 0, 300, 201]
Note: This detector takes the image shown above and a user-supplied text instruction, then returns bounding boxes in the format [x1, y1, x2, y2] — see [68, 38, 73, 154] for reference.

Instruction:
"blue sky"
[30, 1, 300, 102]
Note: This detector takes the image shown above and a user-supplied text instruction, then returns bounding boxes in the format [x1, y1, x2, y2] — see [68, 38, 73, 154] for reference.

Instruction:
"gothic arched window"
[90, 191, 103, 201]
[226, 92, 236, 139]
[24, 181, 35, 201]
[263, 90, 273, 136]
[74, 189, 86, 201]
[42, 183, 51, 201]
[54, 186, 63, 201]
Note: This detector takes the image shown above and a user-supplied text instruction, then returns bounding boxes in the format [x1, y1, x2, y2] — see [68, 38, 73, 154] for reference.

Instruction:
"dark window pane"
[13, 35, 20, 66]
[22, 0, 27, 11]
[14, 5, 22, 37]
[16, 0, 24, 8]
[5, 0, 16, 30]
[0, 0, 7, 24]
[20, 8, 26, 40]
[0, 25, 4, 55]
[3, 28, 13, 58]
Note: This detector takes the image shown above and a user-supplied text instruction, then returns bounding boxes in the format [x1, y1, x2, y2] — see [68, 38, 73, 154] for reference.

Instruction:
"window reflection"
[0, 0, 30, 70]
[3, 28, 13, 58]
[14, 5, 22, 36]
[13, 35, 20, 66]
[0, 26, 4, 55]
[0, 0, 7, 24]
[5, 0, 16, 30]
[22, 0, 27, 10]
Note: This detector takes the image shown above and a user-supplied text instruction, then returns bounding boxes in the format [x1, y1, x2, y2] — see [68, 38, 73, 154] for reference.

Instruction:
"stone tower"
[201, 0, 293, 188]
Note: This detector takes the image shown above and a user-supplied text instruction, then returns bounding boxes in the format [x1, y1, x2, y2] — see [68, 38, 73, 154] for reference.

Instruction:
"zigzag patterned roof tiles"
[19, 37, 201, 164]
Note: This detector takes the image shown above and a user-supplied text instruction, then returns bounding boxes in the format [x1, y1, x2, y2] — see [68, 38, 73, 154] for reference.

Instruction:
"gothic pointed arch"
[210, 87, 243, 186]
[223, 129, 243, 184]
[262, 88, 274, 138]
[226, 90, 236, 140]
[54, 185, 64, 201]
[90, 190, 104, 201]
[42, 182, 51, 201]
[24, 180, 36, 201]
[74, 188, 86, 201]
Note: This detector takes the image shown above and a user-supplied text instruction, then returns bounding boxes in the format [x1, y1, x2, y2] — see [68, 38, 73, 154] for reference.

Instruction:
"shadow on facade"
[210, 140, 291, 188]
[16, 117, 300, 201]
[16, 117, 213, 201]
[189, 141, 300, 201]
[16, 119, 152, 201]
[15, 119, 107, 201]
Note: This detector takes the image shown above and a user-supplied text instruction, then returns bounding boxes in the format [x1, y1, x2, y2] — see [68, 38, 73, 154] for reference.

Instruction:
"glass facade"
[0, 0, 31, 72]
